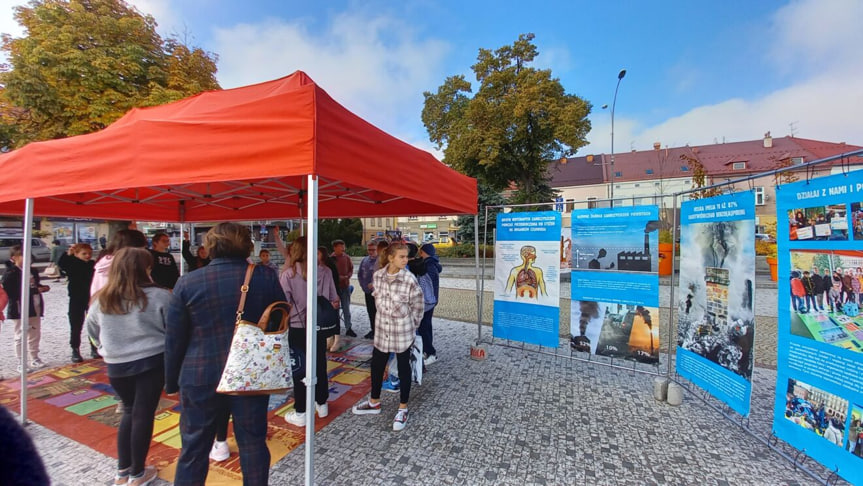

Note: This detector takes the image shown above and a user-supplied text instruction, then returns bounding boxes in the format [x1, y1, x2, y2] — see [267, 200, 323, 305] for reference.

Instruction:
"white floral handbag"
[217, 264, 292, 395]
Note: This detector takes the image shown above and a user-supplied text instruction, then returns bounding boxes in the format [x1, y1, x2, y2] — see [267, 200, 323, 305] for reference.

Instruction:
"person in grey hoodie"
[86, 247, 171, 486]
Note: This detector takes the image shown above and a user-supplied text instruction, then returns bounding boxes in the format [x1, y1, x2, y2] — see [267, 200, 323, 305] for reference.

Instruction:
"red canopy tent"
[0, 71, 477, 483]
[0, 70, 476, 221]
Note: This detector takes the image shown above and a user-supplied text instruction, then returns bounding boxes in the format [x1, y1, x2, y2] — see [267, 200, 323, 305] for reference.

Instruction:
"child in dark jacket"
[58, 243, 96, 362]
[2, 245, 47, 370]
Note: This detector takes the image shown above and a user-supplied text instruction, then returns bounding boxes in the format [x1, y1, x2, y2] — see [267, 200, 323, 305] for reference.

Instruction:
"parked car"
[0, 236, 53, 267]
[755, 233, 776, 243]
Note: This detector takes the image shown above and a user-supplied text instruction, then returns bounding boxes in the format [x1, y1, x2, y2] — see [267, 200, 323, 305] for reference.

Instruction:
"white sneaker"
[284, 410, 306, 427]
[423, 354, 437, 366]
[209, 440, 230, 462]
[392, 408, 409, 431]
[315, 402, 329, 418]
[16, 364, 29, 374]
[29, 358, 45, 369]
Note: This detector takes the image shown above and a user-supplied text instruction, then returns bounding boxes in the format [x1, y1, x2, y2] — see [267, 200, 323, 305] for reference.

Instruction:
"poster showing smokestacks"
[493, 211, 561, 347]
[773, 174, 863, 486]
[569, 206, 661, 363]
[676, 192, 756, 417]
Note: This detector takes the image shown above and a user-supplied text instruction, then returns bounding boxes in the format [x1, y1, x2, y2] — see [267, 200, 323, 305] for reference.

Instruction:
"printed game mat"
[795, 310, 863, 353]
[0, 340, 373, 485]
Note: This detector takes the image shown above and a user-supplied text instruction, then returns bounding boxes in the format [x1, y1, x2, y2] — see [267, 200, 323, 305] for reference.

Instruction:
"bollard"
[653, 377, 668, 402]
[666, 381, 683, 406]
[469, 343, 488, 361]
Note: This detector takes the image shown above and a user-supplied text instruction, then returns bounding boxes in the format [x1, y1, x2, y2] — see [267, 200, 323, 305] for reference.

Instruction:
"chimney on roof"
[560, 156, 568, 165]
[763, 131, 773, 148]
[653, 142, 661, 151]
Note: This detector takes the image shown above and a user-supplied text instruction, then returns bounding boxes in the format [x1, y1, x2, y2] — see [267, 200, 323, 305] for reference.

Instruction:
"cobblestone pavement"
[2, 275, 831, 485]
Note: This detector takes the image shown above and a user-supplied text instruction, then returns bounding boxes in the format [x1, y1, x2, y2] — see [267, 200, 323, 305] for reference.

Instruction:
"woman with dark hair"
[279, 237, 339, 427]
[318, 245, 342, 351]
[90, 229, 149, 297]
[86, 247, 171, 486]
[165, 223, 284, 486]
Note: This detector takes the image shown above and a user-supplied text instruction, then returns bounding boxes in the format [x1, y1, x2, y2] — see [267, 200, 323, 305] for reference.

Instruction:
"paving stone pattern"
[0, 276, 834, 485]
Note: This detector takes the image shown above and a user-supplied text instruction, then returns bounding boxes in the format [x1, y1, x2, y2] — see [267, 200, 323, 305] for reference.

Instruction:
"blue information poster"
[493, 211, 561, 347]
[676, 192, 756, 417]
[773, 174, 863, 485]
[569, 206, 661, 363]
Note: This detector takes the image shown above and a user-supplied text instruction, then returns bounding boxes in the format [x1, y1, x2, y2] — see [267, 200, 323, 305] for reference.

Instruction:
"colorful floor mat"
[0, 340, 374, 485]
[794, 310, 863, 353]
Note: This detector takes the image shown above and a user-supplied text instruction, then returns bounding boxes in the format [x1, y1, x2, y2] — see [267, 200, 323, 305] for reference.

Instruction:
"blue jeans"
[792, 295, 804, 312]
[174, 385, 270, 486]
[338, 286, 352, 330]
[805, 295, 819, 311]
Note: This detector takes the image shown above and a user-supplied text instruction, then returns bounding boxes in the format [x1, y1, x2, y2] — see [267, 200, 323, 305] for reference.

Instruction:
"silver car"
[0, 237, 53, 265]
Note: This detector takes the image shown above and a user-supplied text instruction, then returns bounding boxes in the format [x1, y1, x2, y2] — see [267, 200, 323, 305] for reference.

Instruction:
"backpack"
[417, 273, 436, 312]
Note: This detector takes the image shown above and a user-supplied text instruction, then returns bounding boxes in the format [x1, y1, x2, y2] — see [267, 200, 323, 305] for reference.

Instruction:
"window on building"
[654, 182, 660, 187]
[587, 197, 598, 209]
[408, 233, 418, 242]
[439, 232, 449, 243]
[377, 218, 382, 226]
[641, 197, 654, 205]
[754, 186, 766, 206]
[634, 183, 640, 188]
[408, 216, 418, 221]
[791, 157, 804, 165]
[732, 161, 747, 170]
[614, 171, 622, 177]
[680, 166, 690, 172]
[645, 169, 653, 175]
[438, 216, 448, 220]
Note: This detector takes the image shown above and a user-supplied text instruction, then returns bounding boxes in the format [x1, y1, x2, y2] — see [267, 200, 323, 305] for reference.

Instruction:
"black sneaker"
[363, 331, 374, 339]
[71, 349, 83, 363]
[346, 329, 357, 338]
[91, 349, 102, 359]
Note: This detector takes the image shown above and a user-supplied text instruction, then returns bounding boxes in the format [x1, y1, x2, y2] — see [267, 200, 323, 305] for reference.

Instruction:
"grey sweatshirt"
[86, 286, 171, 364]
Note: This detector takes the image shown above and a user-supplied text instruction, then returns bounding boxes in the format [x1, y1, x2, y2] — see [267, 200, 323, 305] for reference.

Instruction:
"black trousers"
[288, 327, 329, 413]
[109, 364, 165, 476]
[370, 347, 412, 405]
[68, 296, 88, 349]
[364, 292, 377, 334]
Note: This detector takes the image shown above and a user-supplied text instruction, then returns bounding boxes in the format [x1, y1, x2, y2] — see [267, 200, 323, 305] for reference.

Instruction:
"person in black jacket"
[811, 267, 825, 312]
[182, 233, 211, 272]
[58, 243, 96, 363]
[149, 232, 180, 289]
[2, 245, 46, 370]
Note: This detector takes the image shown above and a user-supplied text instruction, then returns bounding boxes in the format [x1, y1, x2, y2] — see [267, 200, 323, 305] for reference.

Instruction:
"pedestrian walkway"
[2, 278, 830, 485]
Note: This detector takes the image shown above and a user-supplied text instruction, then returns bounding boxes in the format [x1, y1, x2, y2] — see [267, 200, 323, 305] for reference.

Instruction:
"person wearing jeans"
[3, 245, 46, 370]
[418, 243, 442, 365]
[330, 240, 355, 337]
[357, 240, 379, 339]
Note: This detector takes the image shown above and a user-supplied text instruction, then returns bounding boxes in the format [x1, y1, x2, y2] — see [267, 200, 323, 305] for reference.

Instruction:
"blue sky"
[1, 0, 861, 158]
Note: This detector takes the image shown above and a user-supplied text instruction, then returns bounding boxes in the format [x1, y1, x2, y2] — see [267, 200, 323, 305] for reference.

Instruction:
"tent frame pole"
[475, 213, 482, 343]
[304, 175, 319, 486]
[18, 198, 34, 425]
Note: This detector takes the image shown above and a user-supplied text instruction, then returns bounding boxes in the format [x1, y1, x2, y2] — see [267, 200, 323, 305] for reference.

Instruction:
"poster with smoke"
[569, 206, 661, 363]
[676, 192, 756, 417]
[493, 211, 561, 347]
[772, 174, 863, 486]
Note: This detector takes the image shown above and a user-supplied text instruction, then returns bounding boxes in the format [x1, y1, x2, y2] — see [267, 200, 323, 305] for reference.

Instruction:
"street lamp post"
[604, 69, 626, 208]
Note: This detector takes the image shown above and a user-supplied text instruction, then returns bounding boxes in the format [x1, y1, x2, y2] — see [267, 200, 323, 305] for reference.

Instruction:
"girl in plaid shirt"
[352, 242, 424, 431]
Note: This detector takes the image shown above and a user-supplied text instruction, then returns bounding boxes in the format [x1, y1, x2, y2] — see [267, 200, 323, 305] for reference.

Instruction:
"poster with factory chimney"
[675, 192, 756, 417]
[493, 211, 561, 347]
[773, 173, 863, 486]
[569, 206, 661, 363]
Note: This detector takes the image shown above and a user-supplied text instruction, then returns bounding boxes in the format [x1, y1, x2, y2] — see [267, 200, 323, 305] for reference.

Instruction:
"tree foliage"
[422, 33, 591, 204]
[318, 218, 363, 251]
[0, 0, 219, 149]
[680, 153, 723, 200]
[455, 181, 506, 244]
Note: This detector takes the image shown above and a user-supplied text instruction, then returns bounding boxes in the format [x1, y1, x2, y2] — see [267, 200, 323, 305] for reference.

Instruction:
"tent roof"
[0, 71, 476, 221]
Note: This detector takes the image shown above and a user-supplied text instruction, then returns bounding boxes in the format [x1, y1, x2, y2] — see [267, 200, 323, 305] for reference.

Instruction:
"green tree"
[680, 153, 723, 200]
[0, 0, 219, 148]
[318, 218, 363, 251]
[454, 182, 506, 244]
[422, 33, 591, 204]
[812, 253, 841, 273]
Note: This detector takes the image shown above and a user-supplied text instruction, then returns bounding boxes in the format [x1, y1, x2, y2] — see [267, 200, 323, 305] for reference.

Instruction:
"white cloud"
[211, 11, 451, 139]
[0, 1, 26, 39]
[585, 0, 863, 154]
[126, 0, 181, 36]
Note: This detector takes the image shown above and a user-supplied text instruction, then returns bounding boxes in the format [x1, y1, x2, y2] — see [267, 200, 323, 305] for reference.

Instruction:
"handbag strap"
[236, 263, 256, 323]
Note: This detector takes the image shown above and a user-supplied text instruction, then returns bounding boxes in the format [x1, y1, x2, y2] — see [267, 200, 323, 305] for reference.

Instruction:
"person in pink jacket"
[90, 230, 149, 297]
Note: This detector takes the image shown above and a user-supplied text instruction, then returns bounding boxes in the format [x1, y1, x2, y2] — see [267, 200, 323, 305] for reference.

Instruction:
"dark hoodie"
[420, 243, 442, 300]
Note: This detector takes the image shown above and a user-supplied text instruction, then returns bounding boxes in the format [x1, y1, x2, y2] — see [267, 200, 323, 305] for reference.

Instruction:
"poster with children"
[773, 173, 863, 486]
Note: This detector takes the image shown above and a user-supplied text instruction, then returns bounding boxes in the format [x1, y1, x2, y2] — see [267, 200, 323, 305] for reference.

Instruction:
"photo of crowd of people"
[852, 202, 863, 241]
[784, 379, 849, 449]
[849, 406, 863, 458]
[788, 250, 863, 353]
[787, 204, 849, 241]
